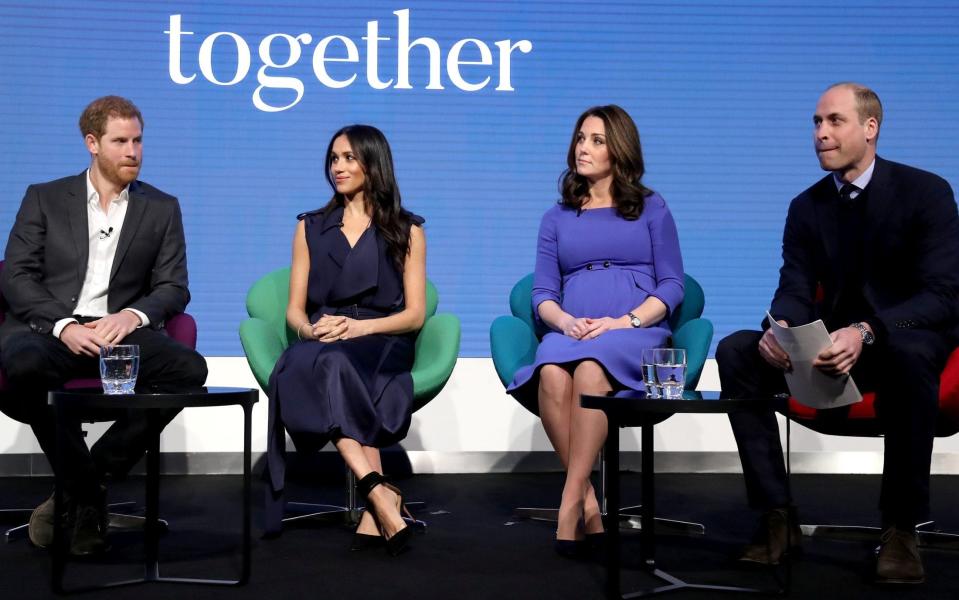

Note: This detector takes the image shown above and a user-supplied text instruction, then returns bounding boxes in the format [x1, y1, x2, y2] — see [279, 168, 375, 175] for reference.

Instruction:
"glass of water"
[99, 345, 140, 395]
[641, 348, 661, 398]
[654, 348, 687, 399]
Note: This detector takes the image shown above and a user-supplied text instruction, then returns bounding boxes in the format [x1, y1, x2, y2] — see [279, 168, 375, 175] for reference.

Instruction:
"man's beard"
[98, 156, 140, 187]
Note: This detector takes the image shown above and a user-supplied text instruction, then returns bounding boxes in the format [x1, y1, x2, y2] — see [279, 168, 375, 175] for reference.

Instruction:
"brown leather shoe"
[68, 502, 109, 556]
[876, 527, 924, 584]
[738, 507, 802, 565]
[27, 493, 57, 549]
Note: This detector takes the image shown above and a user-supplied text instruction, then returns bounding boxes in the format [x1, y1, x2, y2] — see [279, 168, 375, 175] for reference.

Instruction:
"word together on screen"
[166, 10, 534, 112]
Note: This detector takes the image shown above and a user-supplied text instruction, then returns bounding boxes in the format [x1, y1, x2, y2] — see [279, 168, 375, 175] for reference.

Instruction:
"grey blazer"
[0, 171, 190, 343]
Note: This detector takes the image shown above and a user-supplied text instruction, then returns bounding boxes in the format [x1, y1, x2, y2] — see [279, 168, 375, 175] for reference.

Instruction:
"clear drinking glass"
[99, 345, 140, 395]
[641, 348, 661, 398]
[654, 348, 687, 399]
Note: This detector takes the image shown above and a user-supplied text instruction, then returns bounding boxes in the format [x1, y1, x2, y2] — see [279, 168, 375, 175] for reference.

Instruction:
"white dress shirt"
[832, 158, 876, 200]
[52, 170, 149, 338]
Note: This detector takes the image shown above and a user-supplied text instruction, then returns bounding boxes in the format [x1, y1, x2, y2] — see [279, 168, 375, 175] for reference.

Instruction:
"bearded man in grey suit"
[0, 96, 207, 555]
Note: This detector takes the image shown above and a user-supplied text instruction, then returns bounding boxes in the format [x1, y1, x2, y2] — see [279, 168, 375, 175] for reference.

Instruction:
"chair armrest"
[165, 312, 198, 349]
[412, 313, 461, 407]
[672, 317, 714, 390]
[489, 315, 539, 388]
[239, 317, 287, 391]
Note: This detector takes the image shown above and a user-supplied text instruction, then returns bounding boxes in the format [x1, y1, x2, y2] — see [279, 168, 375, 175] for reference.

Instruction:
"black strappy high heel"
[356, 471, 412, 556]
[350, 511, 385, 551]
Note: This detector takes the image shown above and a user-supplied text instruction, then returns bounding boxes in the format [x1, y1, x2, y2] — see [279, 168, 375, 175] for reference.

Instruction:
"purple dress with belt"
[507, 194, 684, 408]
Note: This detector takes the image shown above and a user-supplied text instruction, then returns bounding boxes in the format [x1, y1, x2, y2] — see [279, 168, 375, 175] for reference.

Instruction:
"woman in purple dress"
[508, 106, 684, 555]
[267, 125, 426, 556]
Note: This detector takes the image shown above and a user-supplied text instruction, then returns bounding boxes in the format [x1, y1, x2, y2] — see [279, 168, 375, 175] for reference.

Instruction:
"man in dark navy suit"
[0, 96, 207, 555]
[718, 83, 959, 583]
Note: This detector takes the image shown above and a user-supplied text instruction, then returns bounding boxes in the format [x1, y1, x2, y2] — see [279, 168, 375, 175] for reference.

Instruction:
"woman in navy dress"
[508, 106, 684, 555]
[267, 125, 426, 555]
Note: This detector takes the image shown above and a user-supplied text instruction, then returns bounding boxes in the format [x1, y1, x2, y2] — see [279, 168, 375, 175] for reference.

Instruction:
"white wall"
[3, 357, 959, 474]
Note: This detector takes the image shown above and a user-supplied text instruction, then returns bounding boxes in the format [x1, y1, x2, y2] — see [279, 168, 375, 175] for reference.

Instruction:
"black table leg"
[640, 423, 655, 569]
[156, 398, 254, 586]
[605, 418, 621, 600]
[51, 400, 66, 593]
[144, 414, 161, 581]
[240, 402, 252, 584]
[609, 419, 769, 599]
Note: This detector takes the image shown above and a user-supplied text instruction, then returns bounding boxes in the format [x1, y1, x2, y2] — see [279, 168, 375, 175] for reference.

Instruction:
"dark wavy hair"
[322, 125, 412, 272]
[559, 105, 653, 220]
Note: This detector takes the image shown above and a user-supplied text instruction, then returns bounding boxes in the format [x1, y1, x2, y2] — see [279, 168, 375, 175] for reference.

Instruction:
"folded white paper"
[765, 312, 862, 409]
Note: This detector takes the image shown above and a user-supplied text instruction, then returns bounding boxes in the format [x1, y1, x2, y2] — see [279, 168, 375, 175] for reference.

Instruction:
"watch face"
[630, 316, 642, 328]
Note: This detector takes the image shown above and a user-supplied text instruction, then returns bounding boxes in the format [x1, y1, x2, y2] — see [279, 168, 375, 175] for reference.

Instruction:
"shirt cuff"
[123, 308, 150, 328]
[53, 318, 78, 339]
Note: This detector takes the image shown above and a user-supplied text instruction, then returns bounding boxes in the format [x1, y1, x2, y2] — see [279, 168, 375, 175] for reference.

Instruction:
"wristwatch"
[627, 312, 642, 328]
[850, 322, 874, 345]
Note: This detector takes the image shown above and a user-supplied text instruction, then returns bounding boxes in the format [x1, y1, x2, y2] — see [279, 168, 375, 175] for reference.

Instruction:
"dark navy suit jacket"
[769, 156, 959, 341]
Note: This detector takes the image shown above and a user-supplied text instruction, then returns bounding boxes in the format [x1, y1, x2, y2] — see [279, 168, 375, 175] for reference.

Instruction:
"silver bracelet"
[297, 322, 311, 340]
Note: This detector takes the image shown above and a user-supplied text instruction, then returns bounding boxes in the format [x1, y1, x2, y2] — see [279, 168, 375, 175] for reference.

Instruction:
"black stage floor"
[1, 472, 957, 599]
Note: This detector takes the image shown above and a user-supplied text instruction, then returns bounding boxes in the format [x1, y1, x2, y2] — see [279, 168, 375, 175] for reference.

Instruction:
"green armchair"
[239, 267, 460, 535]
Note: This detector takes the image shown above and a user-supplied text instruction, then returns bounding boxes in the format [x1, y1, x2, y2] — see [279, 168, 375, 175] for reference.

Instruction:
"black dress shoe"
[350, 532, 385, 551]
[554, 539, 585, 559]
[876, 527, 924, 584]
[584, 532, 607, 560]
[69, 498, 109, 557]
[738, 507, 802, 565]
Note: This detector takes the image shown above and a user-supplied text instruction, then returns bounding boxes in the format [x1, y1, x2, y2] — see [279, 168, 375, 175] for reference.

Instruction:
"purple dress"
[507, 194, 684, 408]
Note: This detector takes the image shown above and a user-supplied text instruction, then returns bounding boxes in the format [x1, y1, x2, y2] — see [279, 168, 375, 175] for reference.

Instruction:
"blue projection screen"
[1, 1, 957, 357]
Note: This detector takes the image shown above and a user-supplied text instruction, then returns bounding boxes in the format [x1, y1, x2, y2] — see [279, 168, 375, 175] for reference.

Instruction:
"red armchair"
[785, 336, 959, 547]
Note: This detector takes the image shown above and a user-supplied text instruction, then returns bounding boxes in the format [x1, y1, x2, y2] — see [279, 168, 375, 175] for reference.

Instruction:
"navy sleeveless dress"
[264, 204, 423, 532]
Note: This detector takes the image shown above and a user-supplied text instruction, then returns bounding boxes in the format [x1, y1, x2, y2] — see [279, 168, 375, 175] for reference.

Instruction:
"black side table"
[581, 390, 785, 599]
[48, 386, 258, 594]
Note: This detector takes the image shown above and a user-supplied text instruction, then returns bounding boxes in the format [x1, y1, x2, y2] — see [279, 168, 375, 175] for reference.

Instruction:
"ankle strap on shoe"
[356, 471, 386, 498]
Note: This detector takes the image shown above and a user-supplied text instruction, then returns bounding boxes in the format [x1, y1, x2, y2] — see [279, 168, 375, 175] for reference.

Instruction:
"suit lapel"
[861, 156, 892, 256]
[110, 181, 147, 282]
[67, 172, 89, 283]
[813, 177, 841, 267]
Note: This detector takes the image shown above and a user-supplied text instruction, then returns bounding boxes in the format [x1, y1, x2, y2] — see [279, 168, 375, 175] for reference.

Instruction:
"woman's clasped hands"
[300, 315, 371, 342]
[560, 315, 626, 340]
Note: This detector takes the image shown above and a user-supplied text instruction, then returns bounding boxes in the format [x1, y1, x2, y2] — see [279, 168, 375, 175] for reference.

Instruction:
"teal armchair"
[488, 273, 714, 532]
[240, 267, 460, 534]
[490, 273, 712, 396]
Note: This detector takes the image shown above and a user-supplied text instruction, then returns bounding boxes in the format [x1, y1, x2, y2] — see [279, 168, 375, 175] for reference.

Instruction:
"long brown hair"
[559, 105, 653, 220]
[322, 125, 412, 272]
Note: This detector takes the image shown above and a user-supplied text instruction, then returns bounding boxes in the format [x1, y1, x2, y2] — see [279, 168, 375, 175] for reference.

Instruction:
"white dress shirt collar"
[86, 170, 130, 207]
[833, 158, 876, 198]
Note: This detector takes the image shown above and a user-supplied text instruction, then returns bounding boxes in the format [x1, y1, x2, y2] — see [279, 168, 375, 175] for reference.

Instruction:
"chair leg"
[800, 520, 959, 550]
[283, 470, 360, 527]
[512, 449, 706, 536]
[2, 508, 34, 543]
[605, 447, 705, 535]
[283, 470, 428, 529]
[4, 501, 168, 543]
